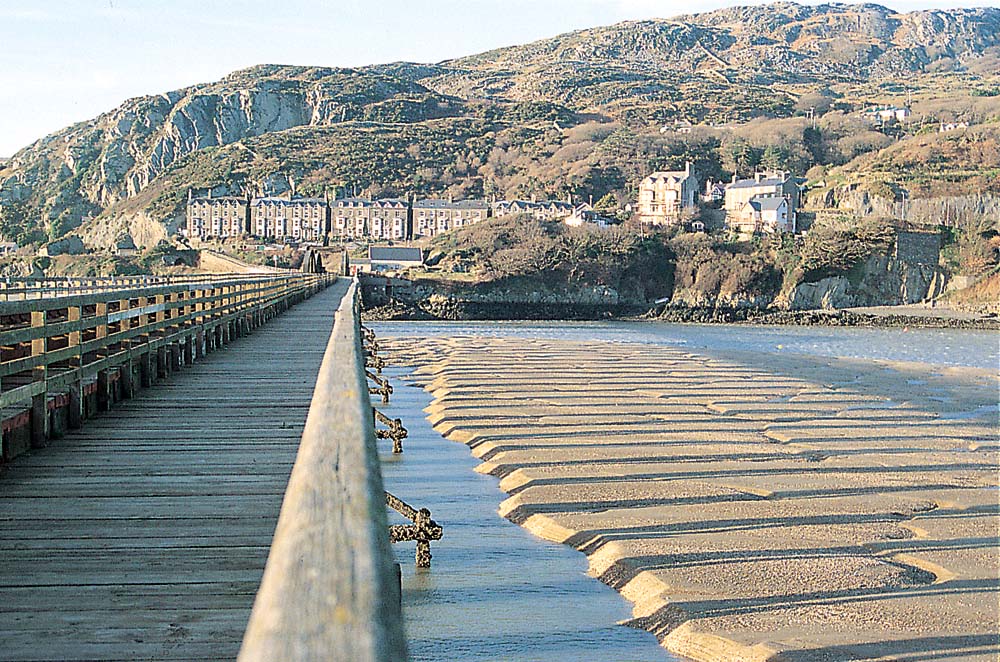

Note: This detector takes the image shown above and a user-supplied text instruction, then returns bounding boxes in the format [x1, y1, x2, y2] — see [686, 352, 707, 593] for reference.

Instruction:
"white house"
[564, 204, 611, 229]
[741, 196, 792, 234]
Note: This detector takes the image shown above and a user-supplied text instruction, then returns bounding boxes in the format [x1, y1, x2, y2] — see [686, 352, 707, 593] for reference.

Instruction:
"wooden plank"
[0, 279, 350, 662]
[239, 281, 406, 662]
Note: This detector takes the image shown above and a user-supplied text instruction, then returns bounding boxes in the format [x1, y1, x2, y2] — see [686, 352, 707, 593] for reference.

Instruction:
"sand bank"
[383, 335, 999, 662]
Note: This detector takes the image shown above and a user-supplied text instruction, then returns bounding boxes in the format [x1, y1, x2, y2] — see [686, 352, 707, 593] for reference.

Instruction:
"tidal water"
[376, 320, 999, 370]
[378, 366, 671, 662]
[374, 321, 997, 661]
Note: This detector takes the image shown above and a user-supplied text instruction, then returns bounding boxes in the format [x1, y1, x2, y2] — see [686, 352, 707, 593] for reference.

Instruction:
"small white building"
[867, 106, 911, 124]
[369, 246, 423, 272]
[113, 235, 139, 257]
[741, 196, 791, 234]
[563, 204, 611, 229]
[939, 121, 970, 133]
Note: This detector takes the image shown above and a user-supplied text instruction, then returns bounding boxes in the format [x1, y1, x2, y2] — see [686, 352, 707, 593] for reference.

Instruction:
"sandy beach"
[382, 333, 999, 662]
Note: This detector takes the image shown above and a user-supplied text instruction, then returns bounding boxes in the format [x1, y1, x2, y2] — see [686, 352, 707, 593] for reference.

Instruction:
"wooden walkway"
[0, 280, 349, 662]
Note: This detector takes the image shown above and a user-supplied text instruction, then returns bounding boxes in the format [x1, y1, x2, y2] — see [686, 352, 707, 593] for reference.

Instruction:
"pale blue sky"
[0, 0, 992, 155]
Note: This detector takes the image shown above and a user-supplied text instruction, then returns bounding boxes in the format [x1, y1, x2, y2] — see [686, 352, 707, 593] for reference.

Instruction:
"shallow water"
[374, 320, 997, 660]
[376, 320, 999, 370]
[379, 367, 671, 662]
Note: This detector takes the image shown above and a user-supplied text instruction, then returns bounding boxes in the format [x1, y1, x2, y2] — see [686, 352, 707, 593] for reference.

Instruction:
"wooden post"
[139, 350, 152, 388]
[157, 345, 169, 378]
[118, 297, 135, 399]
[120, 361, 135, 399]
[66, 305, 84, 429]
[97, 370, 110, 411]
[30, 310, 49, 447]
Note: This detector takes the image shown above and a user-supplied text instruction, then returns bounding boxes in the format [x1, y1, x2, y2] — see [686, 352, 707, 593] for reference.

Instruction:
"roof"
[413, 198, 488, 210]
[252, 196, 328, 206]
[748, 196, 787, 212]
[729, 177, 788, 190]
[116, 236, 137, 249]
[495, 200, 572, 211]
[373, 198, 407, 208]
[645, 170, 693, 183]
[190, 196, 247, 204]
[369, 246, 423, 263]
[332, 197, 372, 207]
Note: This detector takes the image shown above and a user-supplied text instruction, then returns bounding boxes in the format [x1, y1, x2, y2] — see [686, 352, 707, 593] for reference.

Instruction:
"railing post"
[118, 297, 135, 400]
[30, 310, 49, 447]
[66, 305, 84, 429]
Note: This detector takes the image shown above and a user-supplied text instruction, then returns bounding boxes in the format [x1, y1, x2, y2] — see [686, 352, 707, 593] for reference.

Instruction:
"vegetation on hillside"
[419, 213, 952, 307]
[0, 2, 997, 261]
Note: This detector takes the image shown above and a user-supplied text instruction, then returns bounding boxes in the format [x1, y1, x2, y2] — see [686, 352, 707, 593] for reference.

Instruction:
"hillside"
[0, 2, 998, 250]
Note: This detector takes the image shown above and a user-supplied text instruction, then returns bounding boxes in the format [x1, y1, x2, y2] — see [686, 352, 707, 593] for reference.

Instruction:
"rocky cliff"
[0, 3, 996, 249]
[0, 66, 459, 242]
[778, 252, 948, 309]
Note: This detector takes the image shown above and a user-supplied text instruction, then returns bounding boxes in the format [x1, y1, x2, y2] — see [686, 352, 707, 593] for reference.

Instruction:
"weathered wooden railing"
[0, 272, 335, 461]
[0, 273, 284, 301]
[239, 281, 407, 662]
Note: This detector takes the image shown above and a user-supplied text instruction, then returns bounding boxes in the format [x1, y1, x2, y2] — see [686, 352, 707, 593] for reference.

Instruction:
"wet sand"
[382, 334, 999, 662]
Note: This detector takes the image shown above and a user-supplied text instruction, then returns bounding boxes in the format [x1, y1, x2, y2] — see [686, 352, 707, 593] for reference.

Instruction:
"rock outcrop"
[0, 3, 996, 247]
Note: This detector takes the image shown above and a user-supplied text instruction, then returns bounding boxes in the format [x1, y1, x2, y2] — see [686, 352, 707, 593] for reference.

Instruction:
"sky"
[0, 0, 993, 156]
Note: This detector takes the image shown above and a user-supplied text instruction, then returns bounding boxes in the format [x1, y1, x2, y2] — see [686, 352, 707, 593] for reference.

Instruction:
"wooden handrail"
[239, 281, 407, 662]
[0, 273, 337, 455]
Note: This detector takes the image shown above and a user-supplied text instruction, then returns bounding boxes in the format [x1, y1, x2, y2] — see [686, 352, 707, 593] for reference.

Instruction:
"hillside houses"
[412, 198, 489, 238]
[492, 199, 574, 222]
[251, 195, 329, 242]
[564, 204, 613, 229]
[723, 171, 798, 234]
[185, 192, 251, 239]
[371, 199, 409, 240]
[636, 163, 699, 226]
[331, 198, 372, 240]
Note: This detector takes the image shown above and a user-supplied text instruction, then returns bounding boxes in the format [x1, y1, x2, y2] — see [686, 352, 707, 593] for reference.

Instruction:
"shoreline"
[381, 331, 999, 662]
[363, 300, 1000, 330]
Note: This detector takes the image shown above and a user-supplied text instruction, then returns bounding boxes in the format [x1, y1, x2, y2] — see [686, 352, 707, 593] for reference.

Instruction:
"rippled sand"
[382, 335, 999, 662]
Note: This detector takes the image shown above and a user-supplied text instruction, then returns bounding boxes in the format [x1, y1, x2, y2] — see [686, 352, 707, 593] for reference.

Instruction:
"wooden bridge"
[0, 274, 407, 661]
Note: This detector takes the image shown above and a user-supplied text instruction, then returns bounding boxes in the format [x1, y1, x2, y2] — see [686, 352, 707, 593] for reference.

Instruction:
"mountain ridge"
[0, 2, 997, 247]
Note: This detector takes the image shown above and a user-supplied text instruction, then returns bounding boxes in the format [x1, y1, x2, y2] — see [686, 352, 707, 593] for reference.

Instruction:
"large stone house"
[412, 198, 489, 238]
[185, 191, 251, 240]
[370, 199, 409, 241]
[723, 171, 799, 234]
[636, 162, 699, 226]
[331, 198, 373, 240]
[251, 195, 329, 242]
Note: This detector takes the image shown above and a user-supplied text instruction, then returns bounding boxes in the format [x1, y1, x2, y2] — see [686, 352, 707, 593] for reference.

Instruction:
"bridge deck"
[0, 279, 349, 661]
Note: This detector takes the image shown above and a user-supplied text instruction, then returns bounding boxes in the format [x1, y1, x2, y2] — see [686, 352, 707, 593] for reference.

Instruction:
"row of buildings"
[185, 191, 610, 242]
[636, 163, 799, 234]
[186, 166, 801, 243]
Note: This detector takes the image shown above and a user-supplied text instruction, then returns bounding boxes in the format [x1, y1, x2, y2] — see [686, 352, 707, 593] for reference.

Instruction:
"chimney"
[685, 161, 691, 176]
[756, 172, 765, 183]
[531, 193, 537, 203]
[187, 189, 192, 203]
[207, 190, 212, 199]
[448, 193, 454, 203]
[589, 194, 593, 206]
[566, 192, 571, 204]
[731, 174, 737, 184]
